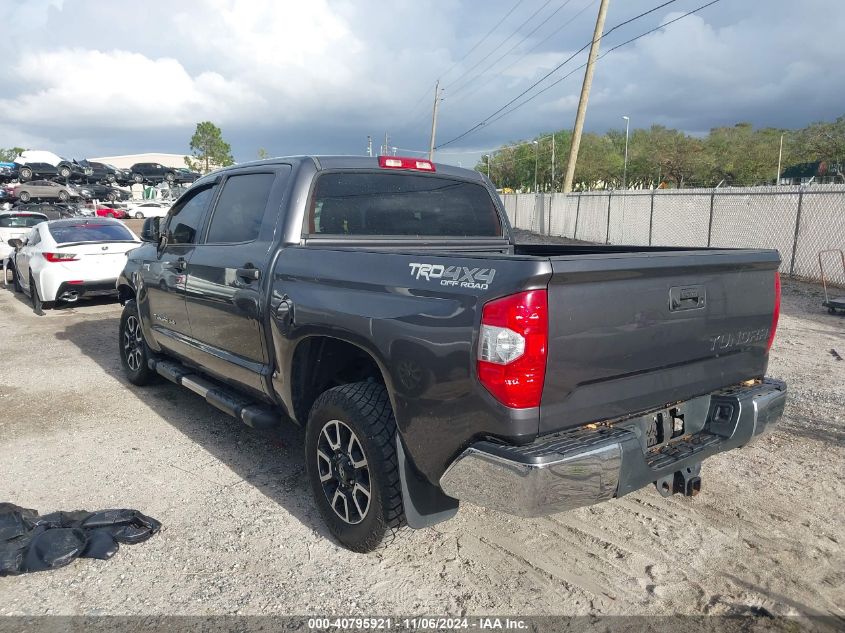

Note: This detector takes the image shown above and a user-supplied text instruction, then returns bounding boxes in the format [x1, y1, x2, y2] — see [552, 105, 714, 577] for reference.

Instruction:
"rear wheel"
[18, 191, 31, 202]
[58, 190, 69, 202]
[165, 172, 175, 183]
[59, 165, 71, 178]
[305, 382, 405, 552]
[119, 300, 156, 386]
[134, 211, 144, 219]
[133, 173, 143, 184]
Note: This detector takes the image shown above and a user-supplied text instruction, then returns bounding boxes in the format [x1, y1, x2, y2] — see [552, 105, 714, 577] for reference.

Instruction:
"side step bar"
[149, 358, 280, 430]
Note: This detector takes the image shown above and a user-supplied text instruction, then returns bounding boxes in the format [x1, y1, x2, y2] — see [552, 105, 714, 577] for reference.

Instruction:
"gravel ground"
[0, 262, 842, 620]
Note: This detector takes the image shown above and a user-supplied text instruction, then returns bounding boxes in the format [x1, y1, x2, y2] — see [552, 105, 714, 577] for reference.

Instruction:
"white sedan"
[7, 218, 140, 314]
[126, 201, 171, 219]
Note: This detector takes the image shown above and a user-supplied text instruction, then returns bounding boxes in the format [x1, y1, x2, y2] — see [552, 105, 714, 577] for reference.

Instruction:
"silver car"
[12, 180, 80, 203]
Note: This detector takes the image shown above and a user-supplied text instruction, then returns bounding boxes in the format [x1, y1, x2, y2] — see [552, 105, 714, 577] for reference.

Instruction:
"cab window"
[165, 186, 215, 245]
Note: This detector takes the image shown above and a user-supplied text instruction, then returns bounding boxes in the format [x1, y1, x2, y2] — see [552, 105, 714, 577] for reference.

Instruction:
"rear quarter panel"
[269, 245, 550, 483]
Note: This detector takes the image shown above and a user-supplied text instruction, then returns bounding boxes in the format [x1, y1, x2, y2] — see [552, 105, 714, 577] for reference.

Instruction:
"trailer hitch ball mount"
[654, 463, 702, 498]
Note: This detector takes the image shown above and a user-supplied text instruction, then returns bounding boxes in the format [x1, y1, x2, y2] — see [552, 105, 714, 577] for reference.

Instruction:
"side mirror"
[7, 238, 23, 249]
[140, 217, 160, 242]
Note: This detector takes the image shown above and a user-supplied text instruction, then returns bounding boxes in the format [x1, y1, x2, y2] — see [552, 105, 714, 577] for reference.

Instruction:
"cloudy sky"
[1, 0, 843, 166]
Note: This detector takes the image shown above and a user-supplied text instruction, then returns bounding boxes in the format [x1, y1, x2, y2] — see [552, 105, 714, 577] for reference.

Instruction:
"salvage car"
[15, 151, 92, 181]
[0, 162, 19, 183]
[130, 162, 181, 185]
[95, 206, 129, 219]
[8, 218, 140, 312]
[84, 183, 131, 202]
[116, 156, 786, 552]
[78, 160, 117, 184]
[12, 180, 80, 203]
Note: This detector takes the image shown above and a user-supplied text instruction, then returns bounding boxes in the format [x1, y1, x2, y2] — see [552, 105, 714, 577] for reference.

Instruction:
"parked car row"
[0, 150, 201, 187]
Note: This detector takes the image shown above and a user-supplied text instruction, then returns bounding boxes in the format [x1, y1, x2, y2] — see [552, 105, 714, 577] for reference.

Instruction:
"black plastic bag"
[0, 503, 161, 575]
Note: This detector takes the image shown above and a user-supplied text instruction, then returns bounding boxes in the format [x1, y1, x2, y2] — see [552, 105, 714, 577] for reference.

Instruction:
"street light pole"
[776, 132, 784, 185]
[622, 115, 630, 189]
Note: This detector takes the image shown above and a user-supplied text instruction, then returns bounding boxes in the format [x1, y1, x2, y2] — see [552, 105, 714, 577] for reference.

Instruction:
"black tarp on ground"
[0, 502, 161, 575]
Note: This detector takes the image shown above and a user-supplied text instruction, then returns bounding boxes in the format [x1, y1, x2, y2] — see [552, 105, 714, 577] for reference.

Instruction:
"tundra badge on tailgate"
[409, 263, 496, 290]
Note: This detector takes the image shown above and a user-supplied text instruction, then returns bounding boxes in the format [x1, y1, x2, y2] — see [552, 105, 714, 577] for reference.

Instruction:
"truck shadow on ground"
[55, 314, 335, 544]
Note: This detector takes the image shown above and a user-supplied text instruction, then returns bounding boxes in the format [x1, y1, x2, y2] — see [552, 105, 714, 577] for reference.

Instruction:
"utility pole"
[382, 132, 389, 156]
[551, 135, 556, 191]
[429, 80, 442, 161]
[533, 140, 539, 192]
[562, 0, 610, 193]
[622, 115, 630, 189]
[776, 132, 784, 185]
[485, 154, 491, 179]
[367, 136, 373, 157]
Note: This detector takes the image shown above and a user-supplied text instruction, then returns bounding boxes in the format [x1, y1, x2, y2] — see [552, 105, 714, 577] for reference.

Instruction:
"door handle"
[236, 266, 261, 281]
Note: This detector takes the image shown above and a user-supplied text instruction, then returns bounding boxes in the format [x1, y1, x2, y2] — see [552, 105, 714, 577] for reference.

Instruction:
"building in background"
[87, 153, 189, 170]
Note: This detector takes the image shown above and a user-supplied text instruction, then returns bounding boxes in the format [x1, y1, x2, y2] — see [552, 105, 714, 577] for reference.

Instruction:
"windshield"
[48, 222, 137, 244]
[0, 214, 46, 228]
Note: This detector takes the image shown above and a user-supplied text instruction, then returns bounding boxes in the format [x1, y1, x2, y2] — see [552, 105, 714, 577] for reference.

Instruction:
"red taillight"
[767, 272, 781, 352]
[477, 290, 548, 408]
[43, 252, 78, 262]
[377, 156, 436, 172]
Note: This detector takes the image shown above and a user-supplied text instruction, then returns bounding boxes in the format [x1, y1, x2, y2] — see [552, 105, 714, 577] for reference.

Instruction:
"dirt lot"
[0, 271, 842, 620]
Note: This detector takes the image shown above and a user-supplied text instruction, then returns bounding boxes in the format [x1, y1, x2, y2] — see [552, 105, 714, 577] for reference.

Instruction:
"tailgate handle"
[670, 286, 705, 311]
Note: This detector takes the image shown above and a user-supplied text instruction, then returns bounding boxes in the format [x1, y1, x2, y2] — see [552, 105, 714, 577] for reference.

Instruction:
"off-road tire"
[305, 382, 406, 552]
[119, 300, 157, 386]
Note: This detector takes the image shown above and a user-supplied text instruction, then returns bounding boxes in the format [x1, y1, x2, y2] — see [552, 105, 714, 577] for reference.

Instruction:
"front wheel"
[59, 166, 71, 178]
[119, 300, 157, 385]
[305, 382, 406, 552]
[58, 190, 69, 202]
[19, 167, 33, 180]
[18, 191, 31, 202]
[133, 174, 143, 184]
[134, 211, 144, 219]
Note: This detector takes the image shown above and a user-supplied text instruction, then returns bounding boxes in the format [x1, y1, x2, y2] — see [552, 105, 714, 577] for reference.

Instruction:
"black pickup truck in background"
[117, 156, 786, 552]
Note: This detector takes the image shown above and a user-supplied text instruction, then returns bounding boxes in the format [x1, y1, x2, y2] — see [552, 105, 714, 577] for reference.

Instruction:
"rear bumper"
[439, 378, 786, 517]
[56, 279, 119, 301]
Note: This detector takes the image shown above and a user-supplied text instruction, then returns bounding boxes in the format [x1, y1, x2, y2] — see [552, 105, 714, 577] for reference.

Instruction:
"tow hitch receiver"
[655, 463, 702, 497]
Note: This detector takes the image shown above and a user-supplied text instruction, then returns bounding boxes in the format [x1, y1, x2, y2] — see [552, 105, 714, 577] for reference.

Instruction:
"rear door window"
[205, 173, 276, 244]
[308, 172, 502, 237]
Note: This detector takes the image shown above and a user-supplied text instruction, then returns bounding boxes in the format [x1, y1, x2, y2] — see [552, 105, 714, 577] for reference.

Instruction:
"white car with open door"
[7, 218, 140, 314]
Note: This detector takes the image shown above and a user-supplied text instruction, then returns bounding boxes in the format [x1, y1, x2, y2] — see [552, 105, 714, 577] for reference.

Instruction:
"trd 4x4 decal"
[409, 263, 496, 290]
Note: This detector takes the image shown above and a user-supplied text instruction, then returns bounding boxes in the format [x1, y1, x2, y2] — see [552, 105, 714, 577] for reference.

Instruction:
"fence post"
[574, 193, 582, 240]
[789, 187, 805, 276]
[706, 189, 716, 247]
[648, 188, 656, 246]
[605, 191, 613, 244]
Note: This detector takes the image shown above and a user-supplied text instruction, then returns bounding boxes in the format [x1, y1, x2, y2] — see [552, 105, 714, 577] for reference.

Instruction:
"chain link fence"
[500, 185, 845, 286]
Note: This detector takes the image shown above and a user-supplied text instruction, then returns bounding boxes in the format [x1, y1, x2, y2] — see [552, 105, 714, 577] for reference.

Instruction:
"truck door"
[182, 166, 290, 397]
[141, 183, 216, 359]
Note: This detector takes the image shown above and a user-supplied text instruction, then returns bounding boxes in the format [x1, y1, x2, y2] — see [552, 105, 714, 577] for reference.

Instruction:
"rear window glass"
[0, 215, 46, 228]
[48, 223, 136, 244]
[309, 172, 502, 237]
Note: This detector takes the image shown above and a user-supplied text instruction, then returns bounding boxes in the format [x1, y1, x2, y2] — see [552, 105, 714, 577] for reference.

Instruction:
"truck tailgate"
[540, 249, 780, 434]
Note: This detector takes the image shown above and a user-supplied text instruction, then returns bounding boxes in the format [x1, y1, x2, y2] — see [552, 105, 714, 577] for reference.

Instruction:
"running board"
[149, 358, 280, 430]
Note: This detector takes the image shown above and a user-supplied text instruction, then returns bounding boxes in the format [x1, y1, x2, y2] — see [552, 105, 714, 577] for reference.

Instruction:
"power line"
[444, 0, 555, 92]
[482, 0, 723, 131]
[402, 0, 526, 124]
[448, 0, 597, 109]
[436, 0, 685, 149]
[448, 0, 576, 100]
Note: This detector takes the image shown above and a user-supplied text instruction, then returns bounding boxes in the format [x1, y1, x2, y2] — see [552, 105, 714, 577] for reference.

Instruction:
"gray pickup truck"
[117, 156, 786, 552]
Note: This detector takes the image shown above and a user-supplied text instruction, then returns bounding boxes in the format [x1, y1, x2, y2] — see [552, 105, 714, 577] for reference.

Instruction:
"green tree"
[257, 147, 269, 160]
[0, 147, 25, 161]
[186, 122, 234, 173]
